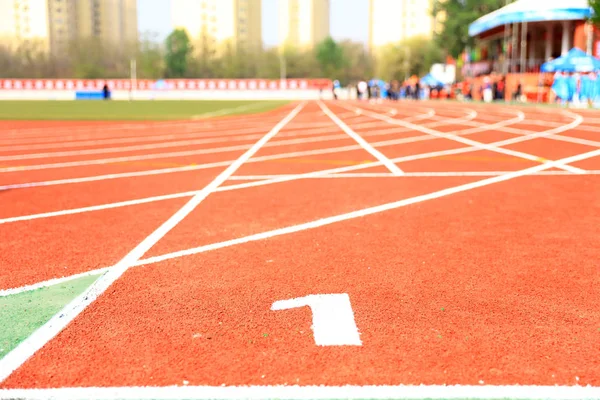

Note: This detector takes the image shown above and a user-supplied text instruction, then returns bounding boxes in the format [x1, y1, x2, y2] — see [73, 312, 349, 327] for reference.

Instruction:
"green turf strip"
[0, 100, 288, 120]
[0, 274, 99, 359]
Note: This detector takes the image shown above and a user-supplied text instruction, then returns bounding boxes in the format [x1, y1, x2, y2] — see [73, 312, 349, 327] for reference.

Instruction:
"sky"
[137, 0, 369, 46]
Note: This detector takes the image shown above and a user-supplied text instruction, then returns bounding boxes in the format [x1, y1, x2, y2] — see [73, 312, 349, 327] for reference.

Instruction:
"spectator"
[102, 84, 110, 100]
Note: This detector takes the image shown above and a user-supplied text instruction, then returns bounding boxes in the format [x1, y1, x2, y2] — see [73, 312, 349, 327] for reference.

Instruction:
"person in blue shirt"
[332, 80, 341, 100]
[551, 72, 569, 104]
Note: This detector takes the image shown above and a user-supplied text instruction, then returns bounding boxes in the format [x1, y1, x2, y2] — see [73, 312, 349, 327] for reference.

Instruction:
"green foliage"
[315, 36, 347, 79]
[433, 0, 507, 58]
[376, 36, 443, 81]
[589, 0, 600, 26]
[0, 32, 426, 84]
[164, 28, 192, 78]
[137, 32, 164, 78]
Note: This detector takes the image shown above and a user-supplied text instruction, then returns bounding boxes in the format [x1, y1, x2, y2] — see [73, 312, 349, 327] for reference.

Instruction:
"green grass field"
[0, 100, 288, 120]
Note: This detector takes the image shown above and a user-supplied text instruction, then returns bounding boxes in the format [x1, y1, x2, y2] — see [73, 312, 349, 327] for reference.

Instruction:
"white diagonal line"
[0, 103, 306, 383]
[318, 101, 404, 175]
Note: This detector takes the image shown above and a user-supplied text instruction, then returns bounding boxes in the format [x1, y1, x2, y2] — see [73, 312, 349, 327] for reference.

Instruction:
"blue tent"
[469, 0, 591, 37]
[420, 74, 444, 87]
[541, 48, 600, 73]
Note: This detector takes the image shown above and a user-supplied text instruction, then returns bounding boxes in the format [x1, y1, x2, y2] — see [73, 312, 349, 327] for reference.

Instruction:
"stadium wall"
[0, 79, 335, 101]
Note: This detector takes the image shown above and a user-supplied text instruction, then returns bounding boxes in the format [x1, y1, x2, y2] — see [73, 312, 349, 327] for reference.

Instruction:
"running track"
[0, 100, 599, 399]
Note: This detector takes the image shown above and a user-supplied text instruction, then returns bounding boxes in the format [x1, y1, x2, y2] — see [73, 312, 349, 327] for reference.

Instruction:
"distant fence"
[0, 78, 334, 101]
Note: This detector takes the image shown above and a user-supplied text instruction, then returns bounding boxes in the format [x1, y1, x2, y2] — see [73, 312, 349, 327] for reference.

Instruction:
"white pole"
[520, 21, 527, 72]
[130, 58, 137, 101]
[561, 20, 571, 55]
[502, 0, 510, 74]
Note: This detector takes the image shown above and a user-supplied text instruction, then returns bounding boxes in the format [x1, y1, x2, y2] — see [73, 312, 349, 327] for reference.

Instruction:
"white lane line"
[319, 101, 404, 175]
[0, 106, 299, 140]
[0, 109, 528, 190]
[0, 103, 306, 384]
[0, 269, 108, 297]
[230, 170, 600, 179]
[137, 147, 600, 267]
[427, 116, 600, 150]
[0, 118, 367, 153]
[344, 104, 585, 174]
[0, 116, 290, 145]
[4, 148, 599, 297]
[1, 384, 598, 400]
[0, 130, 362, 172]
[6, 165, 600, 227]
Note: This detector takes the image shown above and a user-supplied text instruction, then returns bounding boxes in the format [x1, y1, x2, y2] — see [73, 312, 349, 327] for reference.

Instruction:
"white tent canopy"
[469, 0, 592, 37]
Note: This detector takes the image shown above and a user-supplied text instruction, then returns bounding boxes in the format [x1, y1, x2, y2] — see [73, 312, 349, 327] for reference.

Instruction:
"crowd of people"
[352, 78, 452, 101]
[548, 71, 600, 106]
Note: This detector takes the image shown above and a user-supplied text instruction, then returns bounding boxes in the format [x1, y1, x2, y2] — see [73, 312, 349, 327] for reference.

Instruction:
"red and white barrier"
[0, 78, 334, 100]
[0, 79, 332, 91]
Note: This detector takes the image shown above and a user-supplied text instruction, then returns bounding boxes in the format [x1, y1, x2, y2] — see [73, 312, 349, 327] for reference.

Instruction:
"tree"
[337, 40, 374, 84]
[315, 37, 347, 79]
[589, 0, 600, 26]
[375, 36, 443, 81]
[137, 32, 165, 79]
[432, 0, 507, 58]
[164, 28, 192, 78]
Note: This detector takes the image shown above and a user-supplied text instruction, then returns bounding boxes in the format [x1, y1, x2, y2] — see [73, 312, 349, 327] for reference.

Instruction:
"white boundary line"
[1, 147, 599, 395]
[0, 107, 523, 188]
[341, 103, 586, 174]
[2, 158, 599, 297]
[1, 384, 599, 400]
[133, 147, 600, 268]
[0, 144, 535, 225]
[0, 269, 109, 297]
[319, 101, 404, 175]
[0, 103, 306, 384]
[228, 170, 600, 180]
[0, 110, 582, 222]
[0, 131, 365, 173]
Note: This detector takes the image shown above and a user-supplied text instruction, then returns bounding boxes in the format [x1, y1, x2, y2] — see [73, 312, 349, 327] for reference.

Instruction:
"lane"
[3, 174, 598, 388]
[145, 176, 478, 258]
[0, 106, 296, 142]
[0, 197, 190, 290]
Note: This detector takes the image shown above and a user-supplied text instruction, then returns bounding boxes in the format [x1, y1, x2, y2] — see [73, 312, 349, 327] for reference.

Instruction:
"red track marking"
[4, 175, 599, 389]
[249, 138, 362, 158]
[503, 138, 598, 161]
[0, 168, 222, 218]
[375, 138, 466, 159]
[0, 141, 263, 168]
[507, 123, 568, 133]
[234, 149, 378, 175]
[0, 197, 190, 290]
[399, 149, 539, 172]
[557, 127, 600, 142]
[351, 129, 432, 144]
[145, 176, 478, 258]
[569, 155, 600, 170]
[461, 130, 518, 144]
[421, 124, 481, 133]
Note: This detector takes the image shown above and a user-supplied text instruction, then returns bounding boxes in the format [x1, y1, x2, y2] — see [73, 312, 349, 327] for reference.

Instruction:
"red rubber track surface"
[1, 100, 600, 390]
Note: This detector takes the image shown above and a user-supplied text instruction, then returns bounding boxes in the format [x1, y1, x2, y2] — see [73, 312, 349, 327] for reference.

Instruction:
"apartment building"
[369, 0, 434, 50]
[171, 0, 262, 54]
[279, 0, 330, 49]
[0, 0, 138, 55]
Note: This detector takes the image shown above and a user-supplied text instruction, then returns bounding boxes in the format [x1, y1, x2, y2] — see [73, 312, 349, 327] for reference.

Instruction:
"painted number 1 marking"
[271, 293, 362, 346]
